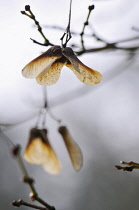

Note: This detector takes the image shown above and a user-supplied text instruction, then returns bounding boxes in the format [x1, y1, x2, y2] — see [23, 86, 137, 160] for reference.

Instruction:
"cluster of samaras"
[24, 126, 83, 174]
[22, 45, 102, 85]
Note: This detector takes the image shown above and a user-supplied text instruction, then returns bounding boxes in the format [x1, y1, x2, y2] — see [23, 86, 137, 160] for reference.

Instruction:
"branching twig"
[12, 199, 47, 210]
[115, 161, 139, 172]
[75, 43, 139, 56]
[80, 5, 95, 50]
[60, 0, 72, 47]
[0, 130, 55, 210]
[21, 5, 54, 46]
[21, 4, 139, 55]
[12, 145, 55, 210]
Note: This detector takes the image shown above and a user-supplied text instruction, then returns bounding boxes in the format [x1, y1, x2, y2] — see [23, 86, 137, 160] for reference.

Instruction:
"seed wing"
[22, 46, 62, 79]
[36, 60, 65, 85]
[58, 126, 83, 172]
[63, 47, 102, 85]
[24, 128, 61, 174]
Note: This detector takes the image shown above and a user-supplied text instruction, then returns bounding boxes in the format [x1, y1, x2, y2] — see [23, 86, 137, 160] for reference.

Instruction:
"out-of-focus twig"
[21, 5, 54, 46]
[0, 130, 55, 210]
[115, 161, 139, 172]
[12, 199, 47, 210]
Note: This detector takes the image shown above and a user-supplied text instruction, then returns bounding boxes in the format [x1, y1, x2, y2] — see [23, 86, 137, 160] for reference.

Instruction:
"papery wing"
[24, 128, 61, 174]
[24, 137, 50, 164]
[58, 126, 83, 172]
[62, 47, 102, 85]
[22, 45, 62, 79]
[36, 59, 65, 85]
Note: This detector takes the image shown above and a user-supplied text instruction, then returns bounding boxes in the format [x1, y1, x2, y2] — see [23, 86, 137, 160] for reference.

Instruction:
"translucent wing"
[58, 126, 83, 172]
[62, 47, 102, 85]
[24, 128, 61, 174]
[22, 45, 62, 79]
[36, 58, 66, 85]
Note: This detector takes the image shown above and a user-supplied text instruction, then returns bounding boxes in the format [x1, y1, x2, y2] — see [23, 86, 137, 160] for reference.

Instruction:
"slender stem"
[115, 161, 139, 172]
[42, 86, 61, 124]
[35, 197, 55, 210]
[12, 199, 48, 210]
[60, 0, 72, 47]
[21, 5, 54, 46]
[13, 146, 55, 209]
[1, 131, 55, 209]
[80, 5, 94, 50]
[0, 129, 15, 149]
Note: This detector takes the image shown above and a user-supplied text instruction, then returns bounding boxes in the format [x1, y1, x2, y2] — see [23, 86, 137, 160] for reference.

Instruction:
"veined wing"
[62, 47, 102, 85]
[58, 126, 83, 172]
[22, 45, 62, 79]
[24, 128, 61, 174]
[36, 58, 66, 85]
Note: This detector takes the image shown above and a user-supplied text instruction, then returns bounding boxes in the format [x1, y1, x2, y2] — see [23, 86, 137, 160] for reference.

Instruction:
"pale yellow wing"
[62, 47, 102, 85]
[58, 126, 83, 172]
[24, 128, 61, 174]
[22, 45, 62, 79]
[36, 60, 65, 85]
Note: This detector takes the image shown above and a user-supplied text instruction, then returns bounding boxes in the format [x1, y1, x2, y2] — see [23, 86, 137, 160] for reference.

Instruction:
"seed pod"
[24, 128, 61, 174]
[58, 126, 83, 171]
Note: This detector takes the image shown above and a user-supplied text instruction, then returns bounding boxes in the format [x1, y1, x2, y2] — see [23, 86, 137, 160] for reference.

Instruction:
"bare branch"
[115, 161, 139, 172]
[21, 5, 54, 46]
[11, 199, 48, 210]
[60, 0, 72, 47]
[80, 5, 95, 50]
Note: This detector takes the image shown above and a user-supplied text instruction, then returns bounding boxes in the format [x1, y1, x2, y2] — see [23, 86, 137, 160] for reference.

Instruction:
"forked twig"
[12, 199, 47, 210]
[60, 0, 72, 47]
[115, 161, 139, 172]
[21, 5, 54, 46]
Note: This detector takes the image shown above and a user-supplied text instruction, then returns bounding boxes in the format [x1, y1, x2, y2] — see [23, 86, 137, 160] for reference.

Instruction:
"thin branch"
[12, 199, 47, 210]
[80, 5, 95, 50]
[115, 161, 139, 172]
[60, 0, 72, 47]
[1, 130, 55, 210]
[132, 26, 139, 32]
[21, 5, 54, 46]
[12, 145, 54, 209]
[0, 128, 15, 149]
[36, 86, 62, 128]
[75, 42, 139, 56]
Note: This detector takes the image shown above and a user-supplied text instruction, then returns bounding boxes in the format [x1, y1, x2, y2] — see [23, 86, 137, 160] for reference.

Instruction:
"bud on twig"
[25, 5, 30, 11]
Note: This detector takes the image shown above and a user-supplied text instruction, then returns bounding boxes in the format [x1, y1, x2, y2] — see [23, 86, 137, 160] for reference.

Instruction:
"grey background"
[0, 0, 139, 210]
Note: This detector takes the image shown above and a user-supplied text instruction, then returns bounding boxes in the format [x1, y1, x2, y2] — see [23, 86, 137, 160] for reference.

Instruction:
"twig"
[75, 42, 139, 56]
[115, 161, 139, 172]
[132, 26, 139, 32]
[60, 0, 72, 47]
[0, 130, 55, 210]
[12, 145, 55, 209]
[80, 5, 95, 50]
[36, 86, 62, 128]
[12, 199, 47, 210]
[21, 5, 54, 46]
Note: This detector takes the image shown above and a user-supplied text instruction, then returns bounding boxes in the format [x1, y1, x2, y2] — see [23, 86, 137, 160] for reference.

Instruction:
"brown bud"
[88, 5, 95, 11]
[25, 5, 30, 11]
[20, 11, 26, 15]
[11, 144, 21, 156]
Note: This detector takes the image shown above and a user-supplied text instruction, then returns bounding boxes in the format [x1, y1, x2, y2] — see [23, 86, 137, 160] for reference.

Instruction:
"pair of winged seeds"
[22, 46, 102, 85]
[24, 126, 83, 174]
